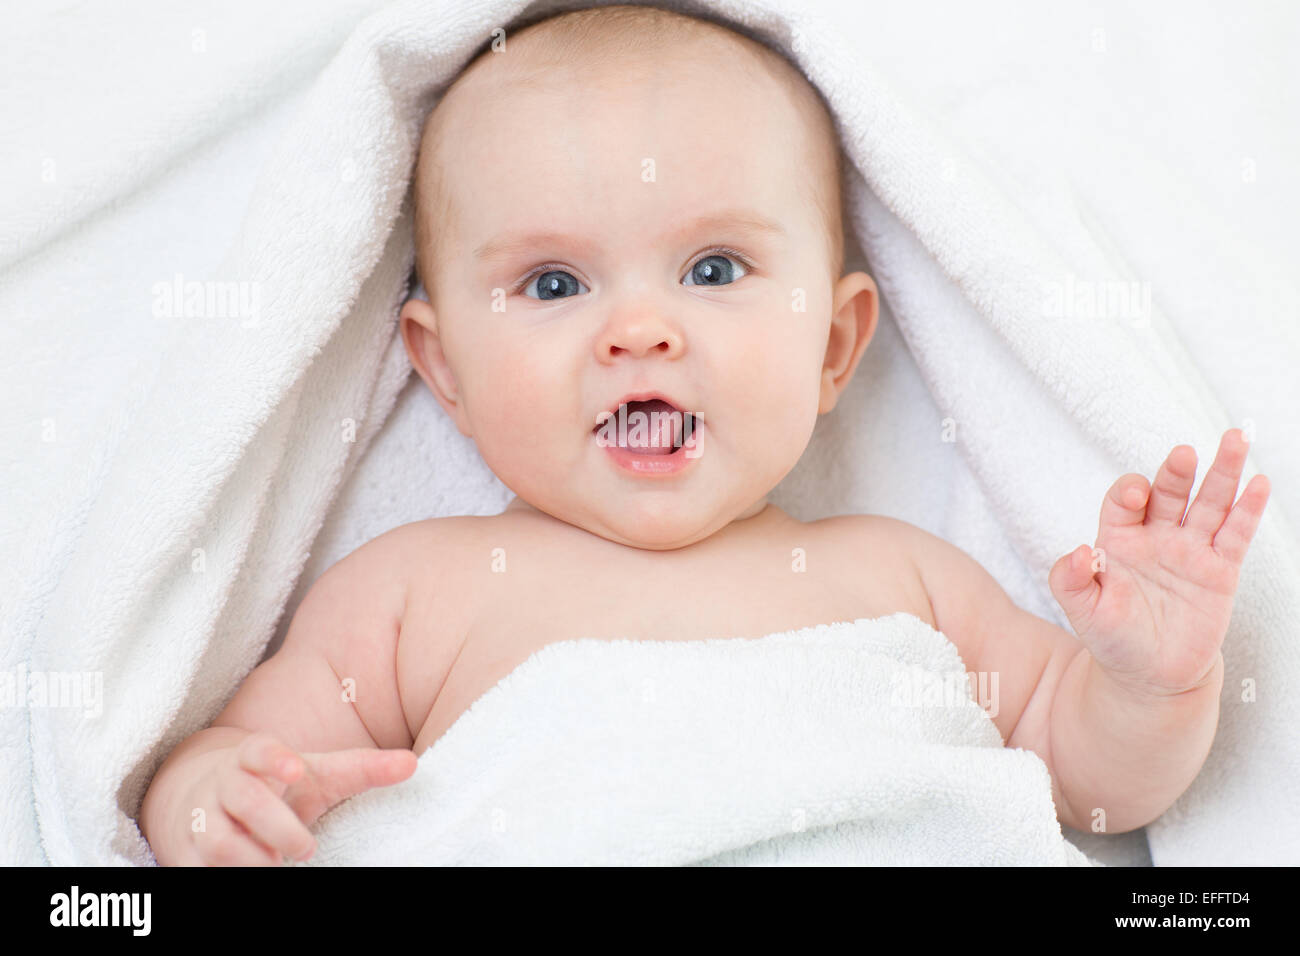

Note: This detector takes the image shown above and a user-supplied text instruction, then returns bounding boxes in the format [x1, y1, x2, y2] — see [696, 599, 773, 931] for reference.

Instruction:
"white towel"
[296, 614, 1095, 866]
[2, 0, 1295, 866]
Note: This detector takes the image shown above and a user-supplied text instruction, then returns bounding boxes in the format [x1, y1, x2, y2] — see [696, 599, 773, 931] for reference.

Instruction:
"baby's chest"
[406, 524, 929, 754]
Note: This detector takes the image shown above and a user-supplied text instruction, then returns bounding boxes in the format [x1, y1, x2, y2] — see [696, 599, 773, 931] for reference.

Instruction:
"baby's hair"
[412, 2, 846, 305]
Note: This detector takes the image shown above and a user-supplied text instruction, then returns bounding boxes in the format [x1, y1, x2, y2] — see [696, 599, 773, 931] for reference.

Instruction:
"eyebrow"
[472, 210, 787, 261]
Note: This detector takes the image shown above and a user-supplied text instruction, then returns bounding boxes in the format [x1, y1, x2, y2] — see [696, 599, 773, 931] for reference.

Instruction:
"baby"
[140, 4, 1271, 865]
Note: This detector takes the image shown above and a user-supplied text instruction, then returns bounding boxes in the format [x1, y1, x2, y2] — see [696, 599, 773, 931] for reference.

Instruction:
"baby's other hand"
[179, 731, 418, 866]
[1047, 428, 1270, 697]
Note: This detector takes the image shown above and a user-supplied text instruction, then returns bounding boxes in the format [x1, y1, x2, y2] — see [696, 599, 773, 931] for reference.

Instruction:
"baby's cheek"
[751, 355, 823, 459]
[469, 349, 564, 459]
[734, 324, 822, 412]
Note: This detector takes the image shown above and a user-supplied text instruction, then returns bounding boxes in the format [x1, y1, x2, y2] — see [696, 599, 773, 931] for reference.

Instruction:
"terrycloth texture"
[297, 614, 1095, 866]
[1, 0, 1294, 867]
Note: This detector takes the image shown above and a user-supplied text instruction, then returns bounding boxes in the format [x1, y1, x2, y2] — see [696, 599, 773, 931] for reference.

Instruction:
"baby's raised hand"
[177, 731, 418, 866]
[1048, 428, 1270, 697]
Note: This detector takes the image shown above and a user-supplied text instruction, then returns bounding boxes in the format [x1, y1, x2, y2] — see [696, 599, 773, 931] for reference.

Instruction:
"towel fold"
[297, 613, 1095, 866]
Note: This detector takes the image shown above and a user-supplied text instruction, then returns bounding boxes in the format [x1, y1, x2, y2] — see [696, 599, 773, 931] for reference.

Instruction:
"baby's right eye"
[522, 270, 589, 301]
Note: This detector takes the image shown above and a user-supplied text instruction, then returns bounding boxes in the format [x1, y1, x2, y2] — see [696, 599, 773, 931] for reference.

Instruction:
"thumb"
[1049, 544, 1102, 635]
[294, 748, 419, 820]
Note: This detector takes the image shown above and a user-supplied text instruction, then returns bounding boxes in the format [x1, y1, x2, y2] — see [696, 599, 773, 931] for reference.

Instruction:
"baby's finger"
[1049, 544, 1102, 624]
[303, 748, 420, 808]
[1143, 444, 1197, 527]
[242, 798, 317, 862]
[1098, 473, 1150, 536]
[1185, 429, 1250, 539]
[193, 813, 281, 867]
[218, 770, 313, 862]
[1212, 474, 1271, 565]
[237, 732, 305, 787]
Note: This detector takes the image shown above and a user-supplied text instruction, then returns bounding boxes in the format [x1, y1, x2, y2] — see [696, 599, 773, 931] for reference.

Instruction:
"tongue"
[626, 399, 680, 454]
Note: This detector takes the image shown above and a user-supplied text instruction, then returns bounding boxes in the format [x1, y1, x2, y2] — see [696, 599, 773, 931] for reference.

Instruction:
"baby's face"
[403, 42, 876, 550]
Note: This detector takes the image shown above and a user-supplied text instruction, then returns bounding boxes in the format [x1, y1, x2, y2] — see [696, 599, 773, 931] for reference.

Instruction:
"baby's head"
[401, 3, 878, 550]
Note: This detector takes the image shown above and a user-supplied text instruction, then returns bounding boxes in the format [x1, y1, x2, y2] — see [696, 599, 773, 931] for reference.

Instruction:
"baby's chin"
[528, 494, 736, 551]
[590, 515, 720, 551]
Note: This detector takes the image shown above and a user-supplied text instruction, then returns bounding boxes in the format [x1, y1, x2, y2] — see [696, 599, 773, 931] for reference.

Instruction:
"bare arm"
[140, 523, 419, 862]
[884, 430, 1269, 834]
[879, 517, 1090, 823]
[1044, 646, 1222, 833]
[890, 516, 1222, 832]
[207, 528, 413, 753]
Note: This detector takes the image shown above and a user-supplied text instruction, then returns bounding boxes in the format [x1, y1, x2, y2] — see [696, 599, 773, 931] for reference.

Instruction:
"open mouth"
[592, 398, 702, 456]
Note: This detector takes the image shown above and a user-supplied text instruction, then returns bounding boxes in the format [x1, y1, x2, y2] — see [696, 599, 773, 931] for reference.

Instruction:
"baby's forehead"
[432, 60, 814, 188]
[423, 15, 820, 162]
[413, 10, 842, 280]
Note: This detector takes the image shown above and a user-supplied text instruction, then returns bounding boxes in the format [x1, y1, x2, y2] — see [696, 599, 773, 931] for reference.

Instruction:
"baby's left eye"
[682, 253, 748, 287]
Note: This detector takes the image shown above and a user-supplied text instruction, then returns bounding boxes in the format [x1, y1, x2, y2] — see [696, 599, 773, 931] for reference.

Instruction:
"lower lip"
[597, 421, 706, 476]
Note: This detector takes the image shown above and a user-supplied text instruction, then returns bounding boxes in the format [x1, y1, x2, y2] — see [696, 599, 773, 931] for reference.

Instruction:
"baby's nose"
[594, 313, 685, 363]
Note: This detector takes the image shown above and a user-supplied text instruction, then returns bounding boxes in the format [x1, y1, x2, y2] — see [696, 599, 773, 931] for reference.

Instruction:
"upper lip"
[594, 391, 701, 426]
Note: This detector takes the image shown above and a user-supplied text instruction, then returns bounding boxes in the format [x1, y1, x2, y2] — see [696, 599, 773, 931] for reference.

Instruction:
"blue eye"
[518, 249, 750, 299]
[523, 270, 589, 301]
[683, 252, 748, 287]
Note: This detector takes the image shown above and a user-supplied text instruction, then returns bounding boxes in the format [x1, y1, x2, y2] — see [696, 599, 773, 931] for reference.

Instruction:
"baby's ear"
[399, 295, 473, 438]
[819, 271, 879, 414]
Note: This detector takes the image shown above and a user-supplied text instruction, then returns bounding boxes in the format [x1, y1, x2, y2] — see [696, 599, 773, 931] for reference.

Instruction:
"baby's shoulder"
[813, 512, 976, 589]
[369, 512, 509, 579]
[384, 512, 505, 549]
[373, 510, 536, 606]
[389, 509, 550, 553]
[804, 512, 937, 627]
[806, 511, 927, 558]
